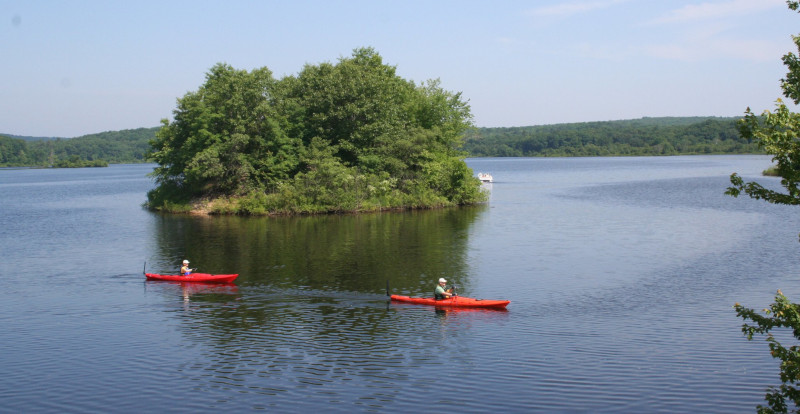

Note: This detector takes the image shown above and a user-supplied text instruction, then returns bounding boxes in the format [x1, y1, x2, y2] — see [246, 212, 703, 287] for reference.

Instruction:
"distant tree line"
[462, 117, 760, 157]
[0, 116, 760, 169]
[52, 155, 108, 168]
[0, 127, 155, 167]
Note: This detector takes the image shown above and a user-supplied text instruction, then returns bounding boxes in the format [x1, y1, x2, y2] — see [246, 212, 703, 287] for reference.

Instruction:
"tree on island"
[146, 48, 486, 214]
[727, 2, 800, 412]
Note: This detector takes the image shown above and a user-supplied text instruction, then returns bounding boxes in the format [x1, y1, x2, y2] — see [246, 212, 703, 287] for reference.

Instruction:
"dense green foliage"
[728, 101, 800, 207]
[147, 48, 486, 214]
[0, 128, 155, 167]
[52, 155, 108, 168]
[729, 2, 800, 413]
[1, 133, 62, 142]
[463, 117, 758, 157]
[735, 292, 800, 414]
[0, 135, 31, 166]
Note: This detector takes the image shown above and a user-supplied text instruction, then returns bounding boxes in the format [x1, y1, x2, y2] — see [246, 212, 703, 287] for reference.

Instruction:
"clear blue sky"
[2, 0, 798, 137]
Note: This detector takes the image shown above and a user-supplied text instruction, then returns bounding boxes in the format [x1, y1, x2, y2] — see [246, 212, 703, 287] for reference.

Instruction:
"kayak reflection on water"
[435, 306, 509, 319]
[143, 280, 240, 303]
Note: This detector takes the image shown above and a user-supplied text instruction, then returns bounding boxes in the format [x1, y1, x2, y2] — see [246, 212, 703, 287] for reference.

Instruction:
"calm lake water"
[1, 155, 798, 413]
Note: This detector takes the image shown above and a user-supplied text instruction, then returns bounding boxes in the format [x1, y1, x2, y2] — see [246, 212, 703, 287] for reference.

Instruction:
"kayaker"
[434, 278, 455, 300]
[180, 259, 194, 276]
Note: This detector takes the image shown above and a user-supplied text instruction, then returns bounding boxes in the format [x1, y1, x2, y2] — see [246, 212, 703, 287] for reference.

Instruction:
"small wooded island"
[146, 48, 487, 215]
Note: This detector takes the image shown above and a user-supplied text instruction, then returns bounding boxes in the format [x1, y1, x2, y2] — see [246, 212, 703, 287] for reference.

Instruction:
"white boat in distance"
[478, 172, 493, 183]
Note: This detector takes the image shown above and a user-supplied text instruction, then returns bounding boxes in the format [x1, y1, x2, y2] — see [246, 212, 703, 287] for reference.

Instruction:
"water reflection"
[149, 206, 486, 293]
[144, 281, 241, 314]
[141, 206, 504, 408]
[145, 280, 240, 301]
[163, 284, 513, 409]
[3, 159, 791, 412]
[433, 306, 509, 317]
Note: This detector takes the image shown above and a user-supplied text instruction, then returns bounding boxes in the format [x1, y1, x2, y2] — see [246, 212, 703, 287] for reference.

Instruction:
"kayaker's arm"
[435, 284, 455, 299]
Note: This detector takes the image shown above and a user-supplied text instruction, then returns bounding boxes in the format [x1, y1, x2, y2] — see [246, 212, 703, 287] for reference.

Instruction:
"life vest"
[434, 287, 452, 300]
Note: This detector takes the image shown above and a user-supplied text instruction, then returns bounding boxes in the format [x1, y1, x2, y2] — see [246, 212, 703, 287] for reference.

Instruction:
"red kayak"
[145, 273, 239, 283]
[390, 294, 510, 309]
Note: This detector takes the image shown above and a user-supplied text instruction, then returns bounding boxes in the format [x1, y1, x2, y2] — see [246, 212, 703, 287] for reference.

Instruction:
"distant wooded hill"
[0, 127, 157, 167]
[462, 116, 757, 157]
[2, 133, 63, 142]
[0, 117, 756, 167]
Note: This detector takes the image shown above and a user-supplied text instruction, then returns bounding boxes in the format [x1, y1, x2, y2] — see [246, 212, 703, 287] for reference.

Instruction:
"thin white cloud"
[641, 36, 785, 62]
[495, 37, 518, 45]
[633, 0, 791, 63]
[648, 0, 785, 25]
[527, 0, 631, 18]
[569, 18, 786, 63]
